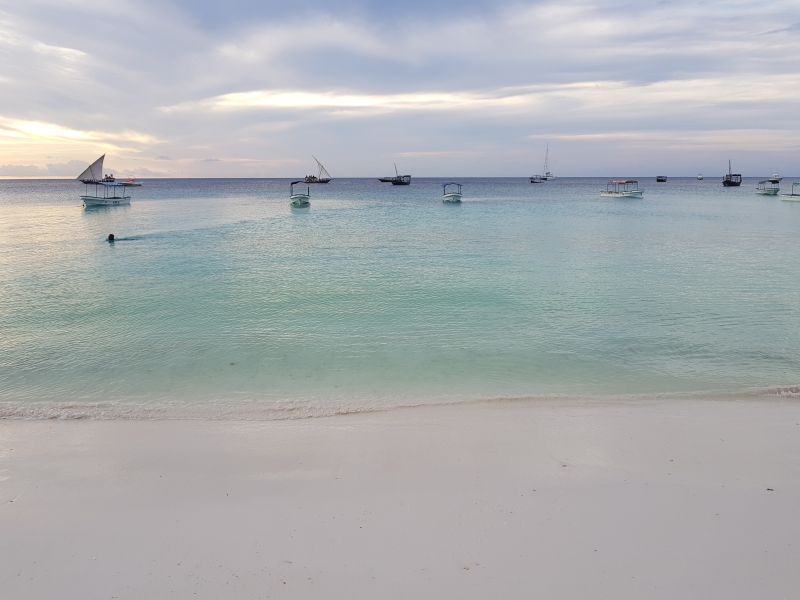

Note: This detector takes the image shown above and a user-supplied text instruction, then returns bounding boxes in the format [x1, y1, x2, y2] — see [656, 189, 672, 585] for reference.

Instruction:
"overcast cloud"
[0, 0, 798, 177]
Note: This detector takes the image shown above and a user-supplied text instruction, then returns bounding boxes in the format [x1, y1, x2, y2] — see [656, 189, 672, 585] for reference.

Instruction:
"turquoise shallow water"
[1, 177, 799, 418]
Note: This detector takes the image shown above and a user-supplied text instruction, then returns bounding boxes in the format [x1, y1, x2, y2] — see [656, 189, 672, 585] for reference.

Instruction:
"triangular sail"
[313, 156, 331, 180]
[77, 155, 104, 182]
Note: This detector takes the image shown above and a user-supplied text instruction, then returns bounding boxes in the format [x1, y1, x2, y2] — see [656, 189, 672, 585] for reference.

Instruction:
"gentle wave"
[2, 386, 798, 422]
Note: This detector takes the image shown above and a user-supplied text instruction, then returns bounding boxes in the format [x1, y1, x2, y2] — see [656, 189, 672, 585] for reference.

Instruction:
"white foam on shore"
[1, 385, 798, 421]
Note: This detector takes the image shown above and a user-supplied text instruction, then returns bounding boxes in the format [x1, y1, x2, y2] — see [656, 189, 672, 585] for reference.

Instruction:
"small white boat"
[697, 174, 704, 180]
[81, 182, 132, 206]
[290, 180, 310, 207]
[600, 179, 644, 198]
[442, 182, 462, 203]
[780, 182, 800, 201]
[756, 179, 780, 196]
[77, 154, 140, 207]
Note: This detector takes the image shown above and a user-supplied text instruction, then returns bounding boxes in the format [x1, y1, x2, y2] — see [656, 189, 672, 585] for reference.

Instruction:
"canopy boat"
[378, 163, 411, 185]
[722, 160, 742, 187]
[304, 156, 332, 183]
[756, 179, 780, 196]
[77, 154, 141, 207]
[290, 180, 310, 207]
[656, 175, 668, 182]
[442, 182, 463, 203]
[781, 182, 800, 201]
[530, 144, 554, 182]
[600, 179, 644, 198]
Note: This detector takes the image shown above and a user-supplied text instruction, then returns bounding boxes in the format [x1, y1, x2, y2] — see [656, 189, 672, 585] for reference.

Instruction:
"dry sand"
[1, 397, 799, 599]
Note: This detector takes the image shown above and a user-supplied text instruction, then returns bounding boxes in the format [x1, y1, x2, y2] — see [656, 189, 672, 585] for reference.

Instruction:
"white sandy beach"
[1, 397, 799, 599]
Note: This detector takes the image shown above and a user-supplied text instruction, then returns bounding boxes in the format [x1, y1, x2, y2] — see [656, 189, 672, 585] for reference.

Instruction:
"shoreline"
[2, 385, 799, 421]
[2, 397, 799, 598]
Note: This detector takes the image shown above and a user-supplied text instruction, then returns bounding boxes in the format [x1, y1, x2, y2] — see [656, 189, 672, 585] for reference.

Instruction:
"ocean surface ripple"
[1, 177, 799, 419]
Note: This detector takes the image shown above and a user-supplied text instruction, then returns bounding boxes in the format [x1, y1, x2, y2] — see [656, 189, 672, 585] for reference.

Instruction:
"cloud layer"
[1, 0, 798, 177]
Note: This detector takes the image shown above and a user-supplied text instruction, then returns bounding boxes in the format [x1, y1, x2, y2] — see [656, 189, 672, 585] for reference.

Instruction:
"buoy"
[107, 233, 115, 242]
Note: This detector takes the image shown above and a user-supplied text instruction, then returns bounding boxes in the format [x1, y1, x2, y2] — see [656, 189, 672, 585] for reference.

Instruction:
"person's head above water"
[107, 233, 115, 242]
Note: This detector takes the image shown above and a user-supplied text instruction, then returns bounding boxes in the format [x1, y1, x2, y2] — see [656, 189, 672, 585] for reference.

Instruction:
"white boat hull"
[756, 189, 779, 196]
[781, 194, 800, 202]
[82, 195, 130, 207]
[442, 193, 462, 203]
[600, 191, 644, 198]
[290, 194, 310, 208]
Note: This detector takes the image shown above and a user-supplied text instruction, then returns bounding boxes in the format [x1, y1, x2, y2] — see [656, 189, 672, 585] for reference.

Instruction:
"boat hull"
[442, 193, 462, 203]
[290, 194, 310, 208]
[380, 175, 412, 185]
[756, 189, 779, 196]
[81, 195, 130, 207]
[600, 191, 644, 198]
[781, 194, 800, 202]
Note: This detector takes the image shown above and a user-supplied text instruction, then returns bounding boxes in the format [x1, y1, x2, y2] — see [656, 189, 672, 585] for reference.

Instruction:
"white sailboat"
[304, 156, 332, 183]
[541, 144, 554, 180]
[77, 154, 140, 207]
[530, 144, 554, 183]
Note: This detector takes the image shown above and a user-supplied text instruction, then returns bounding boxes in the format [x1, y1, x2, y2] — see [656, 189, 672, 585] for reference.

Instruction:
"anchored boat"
[378, 163, 411, 185]
[530, 144, 554, 183]
[600, 179, 644, 198]
[77, 154, 141, 207]
[781, 182, 800, 201]
[756, 174, 781, 196]
[304, 156, 332, 183]
[722, 160, 742, 187]
[290, 180, 310, 207]
[442, 182, 463, 203]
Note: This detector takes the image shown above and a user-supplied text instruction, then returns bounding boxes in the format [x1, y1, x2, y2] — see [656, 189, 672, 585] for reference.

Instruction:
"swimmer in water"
[107, 233, 115, 242]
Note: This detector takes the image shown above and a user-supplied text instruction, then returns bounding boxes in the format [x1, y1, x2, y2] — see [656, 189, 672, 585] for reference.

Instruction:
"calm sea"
[1, 177, 799, 418]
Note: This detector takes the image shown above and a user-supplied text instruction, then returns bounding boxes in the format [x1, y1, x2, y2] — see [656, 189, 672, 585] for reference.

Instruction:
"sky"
[0, 0, 798, 177]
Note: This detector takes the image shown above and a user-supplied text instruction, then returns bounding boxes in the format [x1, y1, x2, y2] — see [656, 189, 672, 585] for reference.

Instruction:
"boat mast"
[312, 155, 330, 180]
[543, 144, 549, 176]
